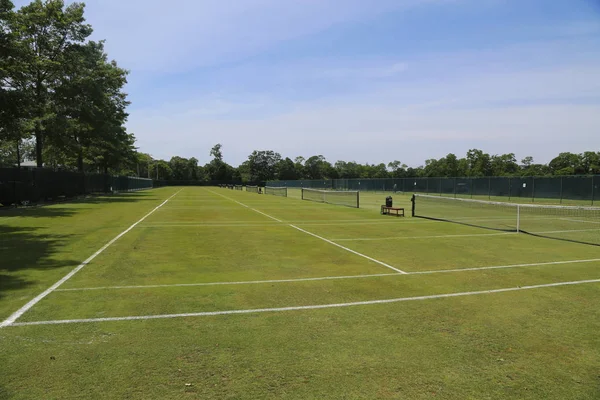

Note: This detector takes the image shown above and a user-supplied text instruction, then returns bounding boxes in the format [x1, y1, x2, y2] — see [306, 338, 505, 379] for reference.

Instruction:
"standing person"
[393, 183, 397, 193]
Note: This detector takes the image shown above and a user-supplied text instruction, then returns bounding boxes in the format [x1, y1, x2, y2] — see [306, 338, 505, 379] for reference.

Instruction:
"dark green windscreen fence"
[0, 167, 153, 206]
[268, 175, 599, 205]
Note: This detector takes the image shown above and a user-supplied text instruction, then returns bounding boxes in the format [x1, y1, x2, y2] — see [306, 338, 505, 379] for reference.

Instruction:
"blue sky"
[16, 0, 600, 166]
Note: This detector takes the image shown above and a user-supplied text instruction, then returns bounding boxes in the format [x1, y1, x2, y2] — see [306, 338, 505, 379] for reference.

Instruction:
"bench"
[381, 205, 405, 217]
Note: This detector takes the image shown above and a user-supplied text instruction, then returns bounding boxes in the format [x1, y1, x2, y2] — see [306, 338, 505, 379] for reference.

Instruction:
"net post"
[411, 194, 416, 217]
[516, 205, 520, 233]
[357, 191, 360, 208]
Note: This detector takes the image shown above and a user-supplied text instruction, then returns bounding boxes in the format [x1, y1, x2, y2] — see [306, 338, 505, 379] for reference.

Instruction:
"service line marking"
[55, 258, 600, 292]
[11, 278, 600, 327]
[560, 218, 600, 225]
[0, 188, 183, 328]
[208, 190, 407, 274]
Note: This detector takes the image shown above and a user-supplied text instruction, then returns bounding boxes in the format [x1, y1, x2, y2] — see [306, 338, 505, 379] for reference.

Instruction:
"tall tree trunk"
[77, 150, 84, 172]
[16, 140, 21, 168]
[35, 77, 44, 168]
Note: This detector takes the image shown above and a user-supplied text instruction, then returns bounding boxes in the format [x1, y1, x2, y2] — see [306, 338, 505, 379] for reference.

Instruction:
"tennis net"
[302, 188, 359, 208]
[235, 185, 243, 191]
[265, 186, 287, 197]
[412, 194, 600, 246]
[246, 185, 259, 193]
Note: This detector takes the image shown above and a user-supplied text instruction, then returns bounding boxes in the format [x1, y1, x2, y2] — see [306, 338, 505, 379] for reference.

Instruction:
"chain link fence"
[0, 167, 153, 206]
[268, 176, 599, 205]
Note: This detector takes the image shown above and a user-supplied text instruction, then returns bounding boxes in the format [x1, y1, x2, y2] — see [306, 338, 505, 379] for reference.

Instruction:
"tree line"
[2, 2, 598, 183]
[0, 0, 134, 173]
[144, 145, 600, 183]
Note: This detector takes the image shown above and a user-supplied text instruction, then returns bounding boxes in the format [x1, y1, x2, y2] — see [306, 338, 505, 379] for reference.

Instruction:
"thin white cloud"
[72, 0, 438, 74]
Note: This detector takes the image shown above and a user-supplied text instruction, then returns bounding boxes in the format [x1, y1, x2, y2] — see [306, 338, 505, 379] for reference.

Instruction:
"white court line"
[561, 218, 600, 225]
[332, 228, 600, 241]
[530, 228, 600, 234]
[208, 190, 407, 274]
[56, 272, 400, 291]
[333, 232, 515, 241]
[55, 258, 600, 292]
[410, 258, 600, 275]
[0, 189, 183, 329]
[11, 278, 600, 327]
[138, 220, 438, 228]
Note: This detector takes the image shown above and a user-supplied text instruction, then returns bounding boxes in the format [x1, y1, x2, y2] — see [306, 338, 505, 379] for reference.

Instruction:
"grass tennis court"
[1, 187, 599, 399]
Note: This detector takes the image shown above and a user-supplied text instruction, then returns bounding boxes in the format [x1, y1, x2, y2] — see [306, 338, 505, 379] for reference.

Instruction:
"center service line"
[208, 189, 407, 274]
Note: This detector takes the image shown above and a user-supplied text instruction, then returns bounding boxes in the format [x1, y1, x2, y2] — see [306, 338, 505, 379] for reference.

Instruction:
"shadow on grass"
[0, 224, 80, 300]
[0, 189, 163, 218]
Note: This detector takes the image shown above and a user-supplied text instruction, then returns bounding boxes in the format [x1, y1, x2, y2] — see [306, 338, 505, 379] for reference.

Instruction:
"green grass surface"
[1, 187, 599, 399]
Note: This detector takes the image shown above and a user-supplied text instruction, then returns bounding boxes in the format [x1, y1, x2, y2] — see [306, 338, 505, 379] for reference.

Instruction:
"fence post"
[439, 178, 442, 196]
[508, 177, 512, 201]
[532, 177, 535, 203]
[426, 178, 429, 194]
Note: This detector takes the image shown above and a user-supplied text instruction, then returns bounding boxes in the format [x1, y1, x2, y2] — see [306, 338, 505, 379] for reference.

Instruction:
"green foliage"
[276, 157, 299, 180]
[0, 0, 133, 174]
[246, 150, 281, 182]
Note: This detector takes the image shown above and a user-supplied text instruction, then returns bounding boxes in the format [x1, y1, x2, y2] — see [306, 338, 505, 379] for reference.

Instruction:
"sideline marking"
[12, 278, 600, 327]
[0, 189, 182, 328]
[208, 190, 406, 274]
[55, 258, 600, 292]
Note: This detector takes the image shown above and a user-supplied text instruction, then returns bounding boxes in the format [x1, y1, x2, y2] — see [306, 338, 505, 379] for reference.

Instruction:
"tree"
[548, 152, 583, 175]
[388, 160, 408, 178]
[276, 157, 298, 180]
[294, 156, 305, 178]
[490, 153, 519, 176]
[210, 143, 223, 162]
[206, 144, 235, 181]
[246, 150, 281, 182]
[0, 0, 33, 167]
[521, 156, 534, 168]
[580, 152, 600, 175]
[4, 0, 93, 167]
[304, 155, 335, 180]
[466, 149, 492, 177]
[49, 40, 130, 172]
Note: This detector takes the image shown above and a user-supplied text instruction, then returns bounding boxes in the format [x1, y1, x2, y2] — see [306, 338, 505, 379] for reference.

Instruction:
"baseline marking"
[208, 190, 406, 274]
[11, 278, 600, 327]
[55, 258, 600, 292]
[0, 189, 183, 329]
